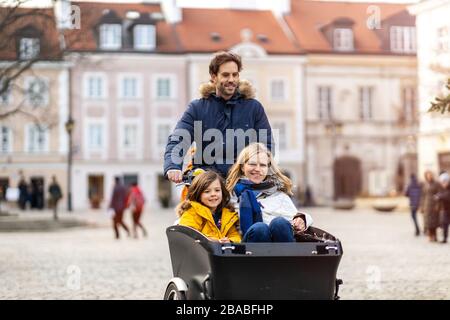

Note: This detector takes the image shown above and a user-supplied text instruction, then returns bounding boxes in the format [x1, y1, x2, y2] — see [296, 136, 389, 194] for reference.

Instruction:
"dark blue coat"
[164, 82, 273, 177]
[405, 178, 422, 209]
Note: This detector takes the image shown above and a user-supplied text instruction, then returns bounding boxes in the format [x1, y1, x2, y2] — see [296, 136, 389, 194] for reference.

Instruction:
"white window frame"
[133, 24, 156, 50]
[24, 76, 49, 107]
[118, 118, 142, 159]
[359, 86, 374, 120]
[153, 119, 175, 153]
[270, 119, 290, 151]
[117, 73, 142, 99]
[84, 119, 108, 159]
[0, 126, 12, 153]
[83, 73, 107, 100]
[333, 28, 354, 51]
[19, 37, 40, 60]
[390, 26, 416, 53]
[24, 124, 49, 153]
[269, 78, 288, 102]
[152, 74, 178, 100]
[317, 86, 332, 120]
[437, 25, 450, 52]
[99, 24, 122, 50]
[402, 86, 416, 123]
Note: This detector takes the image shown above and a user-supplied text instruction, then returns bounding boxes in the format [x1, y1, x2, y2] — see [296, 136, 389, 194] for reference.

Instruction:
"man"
[48, 176, 63, 220]
[109, 177, 130, 239]
[164, 51, 273, 183]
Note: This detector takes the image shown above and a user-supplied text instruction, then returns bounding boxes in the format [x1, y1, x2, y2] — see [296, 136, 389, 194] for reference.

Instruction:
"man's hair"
[209, 51, 242, 76]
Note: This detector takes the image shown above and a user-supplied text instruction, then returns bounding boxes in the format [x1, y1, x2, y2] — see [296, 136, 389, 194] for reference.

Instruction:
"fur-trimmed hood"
[199, 79, 255, 99]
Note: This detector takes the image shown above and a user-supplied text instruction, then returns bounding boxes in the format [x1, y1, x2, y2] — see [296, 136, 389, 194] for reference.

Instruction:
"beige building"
[409, 0, 450, 177]
[0, 6, 69, 209]
[285, 0, 418, 204]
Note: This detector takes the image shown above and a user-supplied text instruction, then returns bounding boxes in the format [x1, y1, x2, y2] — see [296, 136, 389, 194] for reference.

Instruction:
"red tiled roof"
[0, 7, 62, 60]
[285, 0, 415, 54]
[65, 2, 181, 53]
[175, 8, 302, 54]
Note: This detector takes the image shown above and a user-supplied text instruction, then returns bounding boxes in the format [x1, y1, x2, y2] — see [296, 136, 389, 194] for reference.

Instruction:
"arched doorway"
[333, 156, 362, 200]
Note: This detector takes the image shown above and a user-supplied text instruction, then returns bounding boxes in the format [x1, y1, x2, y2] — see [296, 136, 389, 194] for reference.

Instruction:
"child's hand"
[292, 217, 306, 233]
[218, 237, 230, 243]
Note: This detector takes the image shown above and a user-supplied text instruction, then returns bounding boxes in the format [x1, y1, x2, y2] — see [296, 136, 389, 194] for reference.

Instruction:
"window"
[120, 76, 138, 99]
[317, 86, 332, 120]
[88, 124, 103, 150]
[402, 87, 417, 123]
[157, 123, 172, 148]
[27, 125, 47, 153]
[0, 80, 11, 105]
[26, 77, 48, 107]
[270, 79, 286, 101]
[271, 121, 287, 151]
[359, 87, 374, 120]
[390, 26, 416, 53]
[86, 75, 105, 99]
[133, 24, 156, 50]
[0, 126, 12, 153]
[157, 78, 171, 99]
[19, 38, 40, 60]
[99, 24, 122, 50]
[123, 124, 137, 149]
[333, 28, 354, 51]
[437, 26, 450, 52]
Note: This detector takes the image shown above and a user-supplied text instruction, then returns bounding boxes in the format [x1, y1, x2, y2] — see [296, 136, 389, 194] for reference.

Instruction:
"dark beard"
[218, 84, 235, 97]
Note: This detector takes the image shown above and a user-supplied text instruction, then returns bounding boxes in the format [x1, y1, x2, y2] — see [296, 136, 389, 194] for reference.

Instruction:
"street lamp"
[65, 117, 75, 212]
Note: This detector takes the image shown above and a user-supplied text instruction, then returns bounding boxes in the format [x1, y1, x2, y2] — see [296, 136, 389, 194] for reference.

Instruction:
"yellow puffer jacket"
[179, 201, 241, 243]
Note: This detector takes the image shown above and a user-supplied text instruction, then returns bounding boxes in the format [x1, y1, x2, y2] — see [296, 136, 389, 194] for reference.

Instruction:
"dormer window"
[99, 24, 122, 50]
[333, 28, 353, 51]
[133, 24, 155, 50]
[19, 37, 40, 59]
[390, 26, 416, 53]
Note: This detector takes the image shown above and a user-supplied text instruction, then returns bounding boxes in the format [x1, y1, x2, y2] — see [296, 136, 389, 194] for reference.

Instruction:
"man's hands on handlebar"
[167, 169, 183, 183]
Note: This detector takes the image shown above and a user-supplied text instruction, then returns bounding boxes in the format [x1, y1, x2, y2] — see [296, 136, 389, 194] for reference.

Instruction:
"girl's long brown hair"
[176, 171, 235, 217]
[226, 143, 293, 195]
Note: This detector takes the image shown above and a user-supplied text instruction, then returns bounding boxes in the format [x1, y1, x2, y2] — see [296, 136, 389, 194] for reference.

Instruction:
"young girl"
[226, 143, 313, 242]
[177, 171, 241, 243]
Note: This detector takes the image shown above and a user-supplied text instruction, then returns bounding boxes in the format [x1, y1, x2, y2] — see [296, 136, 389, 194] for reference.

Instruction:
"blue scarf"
[234, 179, 265, 235]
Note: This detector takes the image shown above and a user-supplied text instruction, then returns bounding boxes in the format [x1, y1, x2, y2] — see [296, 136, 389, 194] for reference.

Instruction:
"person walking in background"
[126, 182, 147, 239]
[421, 171, 442, 242]
[18, 176, 29, 210]
[435, 172, 450, 244]
[109, 177, 130, 239]
[405, 174, 422, 236]
[48, 176, 63, 221]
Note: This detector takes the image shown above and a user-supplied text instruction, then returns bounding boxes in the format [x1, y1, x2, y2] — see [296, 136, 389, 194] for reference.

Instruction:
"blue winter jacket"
[163, 81, 273, 177]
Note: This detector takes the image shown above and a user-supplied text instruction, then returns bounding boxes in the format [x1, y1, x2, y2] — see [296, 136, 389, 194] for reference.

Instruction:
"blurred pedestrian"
[405, 174, 422, 236]
[109, 177, 130, 239]
[18, 176, 29, 210]
[126, 182, 147, 239]
[435, 172, 450, 244]
[421, 171, 441, 242]
[48, 176, 63, 220]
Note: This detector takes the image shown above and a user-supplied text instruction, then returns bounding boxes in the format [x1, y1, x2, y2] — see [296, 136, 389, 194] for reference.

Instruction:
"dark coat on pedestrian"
[48, 182, 63, 202]
[163, 81, 273, 177]
[405, 176, 422, 209]
[435, 184, 450, 226]
[421, 180, 442, 230]
[109, 183, 128, 213]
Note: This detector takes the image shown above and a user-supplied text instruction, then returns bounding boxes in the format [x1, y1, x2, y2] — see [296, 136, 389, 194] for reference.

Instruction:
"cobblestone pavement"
[0, 206, 449, 300]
